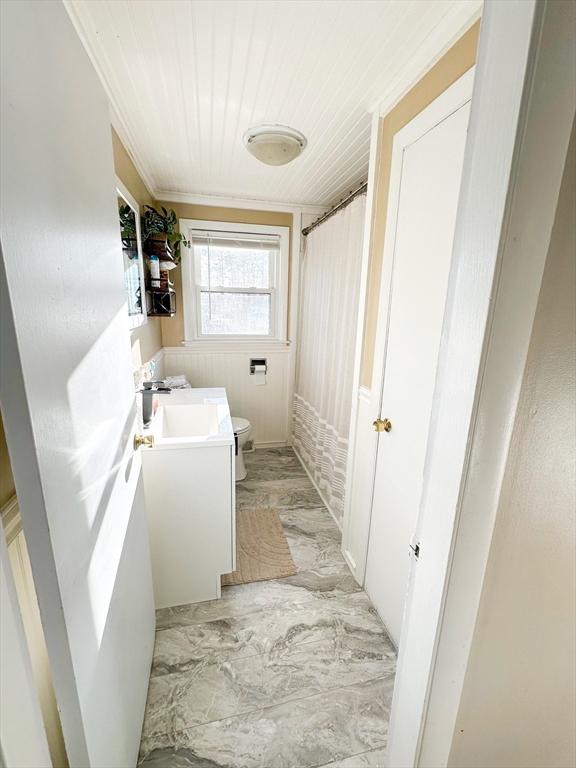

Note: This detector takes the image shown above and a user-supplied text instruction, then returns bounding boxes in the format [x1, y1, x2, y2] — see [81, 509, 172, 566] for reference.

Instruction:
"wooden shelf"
[146, 287, 175, 294]
[145, 285, 176, 317]
[143, 237, 175, 262]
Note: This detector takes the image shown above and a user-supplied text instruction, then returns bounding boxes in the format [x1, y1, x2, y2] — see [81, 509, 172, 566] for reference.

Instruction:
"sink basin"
[160, 403, 220, 438]
[143, 387, 234, 448]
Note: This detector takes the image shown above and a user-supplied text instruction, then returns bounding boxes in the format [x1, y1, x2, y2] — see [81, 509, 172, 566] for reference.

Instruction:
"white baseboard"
[253, 441, 289, 449]
[342, 547, 358, 574]
[292, 446, 343, 532]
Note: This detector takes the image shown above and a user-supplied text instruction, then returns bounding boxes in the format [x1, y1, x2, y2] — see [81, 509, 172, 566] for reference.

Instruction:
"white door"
[364, 71, 473, 645]
[0, 2, 155, 766]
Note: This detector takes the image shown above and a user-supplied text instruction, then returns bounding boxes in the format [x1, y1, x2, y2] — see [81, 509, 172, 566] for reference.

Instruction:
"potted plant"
[141, 205, 190, 264]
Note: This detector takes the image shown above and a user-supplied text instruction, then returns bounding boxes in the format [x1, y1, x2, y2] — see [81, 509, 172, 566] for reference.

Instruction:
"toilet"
[231, 417, 252, 481]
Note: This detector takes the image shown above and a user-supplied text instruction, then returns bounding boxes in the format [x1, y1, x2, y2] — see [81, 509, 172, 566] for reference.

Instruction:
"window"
[181, 220, 290, 342]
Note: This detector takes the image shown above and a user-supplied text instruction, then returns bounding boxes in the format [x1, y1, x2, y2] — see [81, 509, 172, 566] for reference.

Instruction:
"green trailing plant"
[119, 204, 138, 246]
[141, 205, 190, 264]
[119, 204, 139, 260]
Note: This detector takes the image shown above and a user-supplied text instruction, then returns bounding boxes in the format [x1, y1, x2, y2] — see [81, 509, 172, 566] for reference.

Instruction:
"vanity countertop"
[143, 386, 234, 449]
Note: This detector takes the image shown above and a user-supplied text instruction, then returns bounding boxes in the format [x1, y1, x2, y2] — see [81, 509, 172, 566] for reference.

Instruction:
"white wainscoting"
[163, 346, 293, 446]
[341, 386, 378, 585]
[151, 347, 165, 379]
[133, 347, 165, 393]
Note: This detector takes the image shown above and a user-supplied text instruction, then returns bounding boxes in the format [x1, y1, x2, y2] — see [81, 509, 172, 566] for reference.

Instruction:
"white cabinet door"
[143, 444, 234, 608]
[365, 73, 472, 645]
[0, 2, 155, 766]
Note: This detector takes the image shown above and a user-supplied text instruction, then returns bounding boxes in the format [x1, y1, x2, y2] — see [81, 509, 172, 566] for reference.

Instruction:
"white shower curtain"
[293, 194, 366, 526]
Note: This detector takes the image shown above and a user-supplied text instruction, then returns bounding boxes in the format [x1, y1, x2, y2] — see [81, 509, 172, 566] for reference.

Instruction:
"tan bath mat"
[221, 507, 297, 587]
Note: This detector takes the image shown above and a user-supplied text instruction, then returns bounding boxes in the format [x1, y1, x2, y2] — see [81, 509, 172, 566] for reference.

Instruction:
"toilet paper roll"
[252, 364, 267, 386]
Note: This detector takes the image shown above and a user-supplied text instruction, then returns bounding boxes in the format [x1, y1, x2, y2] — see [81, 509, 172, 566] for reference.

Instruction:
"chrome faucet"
[140, 380, 171, 427]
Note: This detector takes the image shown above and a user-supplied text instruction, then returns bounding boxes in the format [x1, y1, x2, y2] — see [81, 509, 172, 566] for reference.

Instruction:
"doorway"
[364, 70, 474, 645]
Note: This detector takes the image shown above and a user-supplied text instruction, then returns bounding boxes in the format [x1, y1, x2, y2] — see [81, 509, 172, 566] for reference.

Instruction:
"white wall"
[447, 120, 575, 768]
[164, 347, 292, 446]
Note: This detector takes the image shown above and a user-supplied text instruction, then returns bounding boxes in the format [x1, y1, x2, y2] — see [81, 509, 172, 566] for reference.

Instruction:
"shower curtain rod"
[302, 181, 368, 236]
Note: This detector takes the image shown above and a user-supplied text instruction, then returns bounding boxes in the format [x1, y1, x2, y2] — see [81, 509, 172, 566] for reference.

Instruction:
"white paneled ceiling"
[66, 0, 481, 207]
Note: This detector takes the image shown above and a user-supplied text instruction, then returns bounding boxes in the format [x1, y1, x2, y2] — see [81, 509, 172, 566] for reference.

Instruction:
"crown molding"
[368, 4, 482, 117]
[154, 190, 329, 215]
[109, 105, 157, 198]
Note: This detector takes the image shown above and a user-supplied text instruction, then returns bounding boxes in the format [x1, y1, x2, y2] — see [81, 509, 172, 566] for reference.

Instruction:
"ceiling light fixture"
[243, 124, 307, 166]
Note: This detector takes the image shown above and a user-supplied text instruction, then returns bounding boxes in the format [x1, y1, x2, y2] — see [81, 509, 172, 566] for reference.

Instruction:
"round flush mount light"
[243, 124, 307, 166]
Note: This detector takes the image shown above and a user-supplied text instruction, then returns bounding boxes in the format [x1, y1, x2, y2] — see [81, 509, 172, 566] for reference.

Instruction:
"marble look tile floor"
[139, 448, 396, 768]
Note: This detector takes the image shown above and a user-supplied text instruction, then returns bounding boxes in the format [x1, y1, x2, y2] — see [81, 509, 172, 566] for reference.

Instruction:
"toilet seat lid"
[232, 417, 251, 434]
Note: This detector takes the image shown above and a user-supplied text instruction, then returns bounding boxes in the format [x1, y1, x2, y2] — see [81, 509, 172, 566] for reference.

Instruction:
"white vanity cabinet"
[141, 388, 236, 608]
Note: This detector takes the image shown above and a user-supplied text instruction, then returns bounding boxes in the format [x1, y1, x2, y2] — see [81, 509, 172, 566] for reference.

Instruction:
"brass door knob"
[373, 418, 392, 433]
[134, 434, 155, 450]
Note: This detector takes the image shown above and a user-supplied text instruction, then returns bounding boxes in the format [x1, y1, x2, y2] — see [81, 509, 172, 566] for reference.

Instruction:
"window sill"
[165, 339, 292, 354]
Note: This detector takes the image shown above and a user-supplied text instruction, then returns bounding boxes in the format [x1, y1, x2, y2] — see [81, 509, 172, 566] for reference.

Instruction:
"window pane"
[195, 239, 276, 289]
[200, 291, 271, 335]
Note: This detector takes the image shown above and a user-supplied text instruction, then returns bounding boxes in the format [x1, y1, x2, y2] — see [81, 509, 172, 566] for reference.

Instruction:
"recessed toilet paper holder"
[250, 358, 267, 375]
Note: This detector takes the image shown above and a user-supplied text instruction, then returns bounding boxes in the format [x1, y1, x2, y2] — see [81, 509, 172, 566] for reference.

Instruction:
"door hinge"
[409, 536, 421, 560]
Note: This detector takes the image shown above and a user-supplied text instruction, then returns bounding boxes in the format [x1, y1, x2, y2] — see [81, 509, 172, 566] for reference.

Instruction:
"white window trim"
[180, 219, 290, 344]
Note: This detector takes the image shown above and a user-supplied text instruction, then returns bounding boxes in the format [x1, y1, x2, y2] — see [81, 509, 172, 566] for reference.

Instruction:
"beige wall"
[111, 129, 153, 209]
[360, 21, 480, 387]
[0, 415, 15, 508]
[448, 121, 576, 768]
[155, 202, 293, 347]
[111, 128, 163, 367]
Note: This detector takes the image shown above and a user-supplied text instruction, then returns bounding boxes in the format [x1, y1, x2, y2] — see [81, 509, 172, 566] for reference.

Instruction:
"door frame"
[0, 519, 52, 767]
[116, 177, 148, 331]
[343, 68, 475, 589]
[365, 66, 474, 594]
[342, 0, 574, 765]
[386, 0, 575, 765]
[368, 65, 474, 452]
